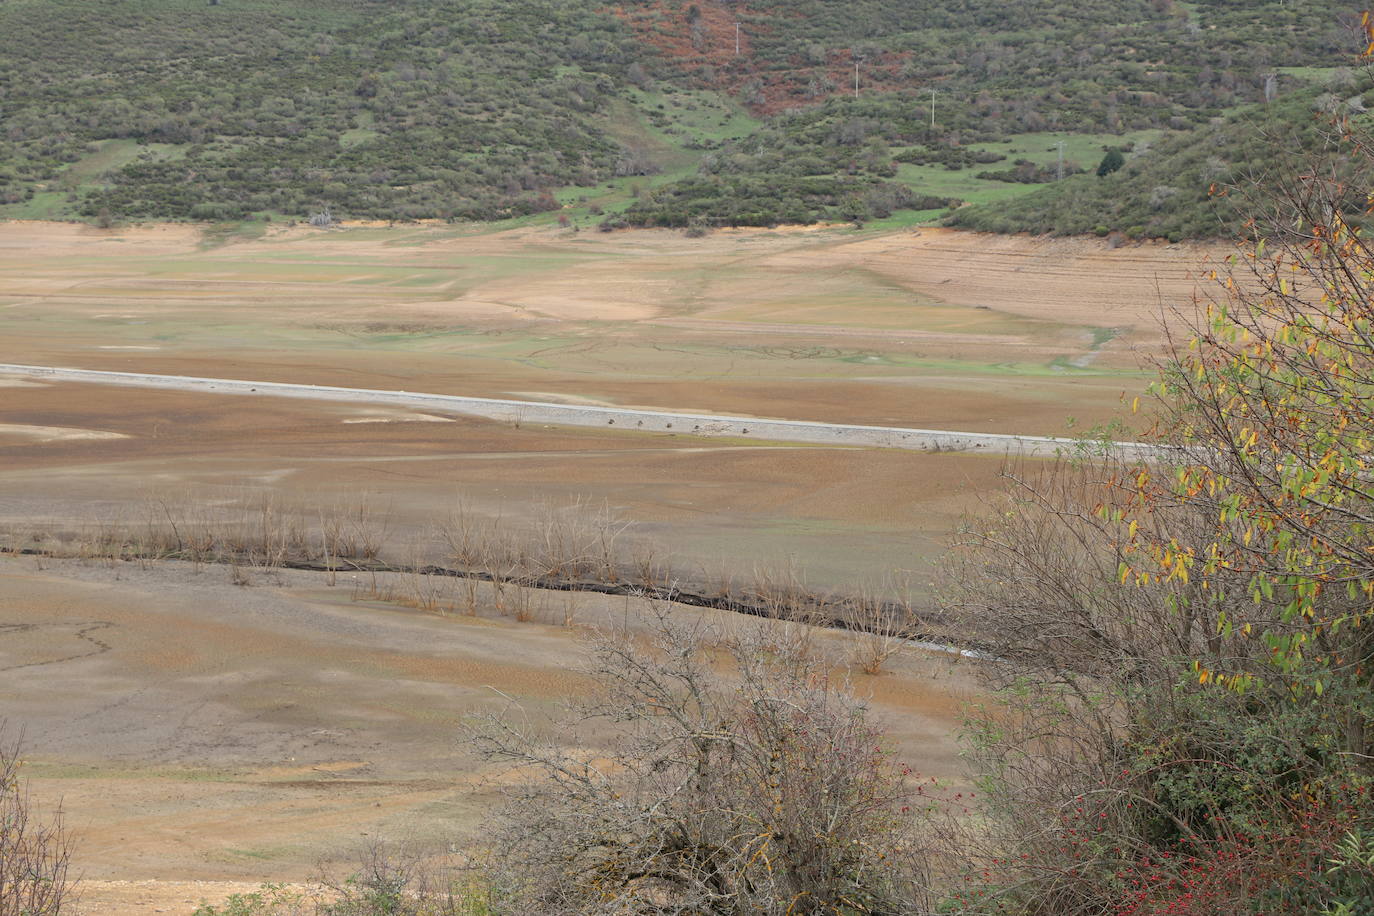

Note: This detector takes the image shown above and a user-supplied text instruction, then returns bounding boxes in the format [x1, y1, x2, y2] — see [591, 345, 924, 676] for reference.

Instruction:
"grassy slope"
[597, 0, 1362, 231]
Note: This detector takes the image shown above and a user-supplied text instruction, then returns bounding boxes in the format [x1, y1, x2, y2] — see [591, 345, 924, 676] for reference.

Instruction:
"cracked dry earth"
[0, 555, 980, 915]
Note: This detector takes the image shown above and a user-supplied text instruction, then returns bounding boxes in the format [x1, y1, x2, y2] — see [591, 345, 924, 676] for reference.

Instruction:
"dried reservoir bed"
[0, 220, 1226, 912]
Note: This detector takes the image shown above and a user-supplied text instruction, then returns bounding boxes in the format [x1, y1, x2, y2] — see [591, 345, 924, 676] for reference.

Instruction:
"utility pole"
[929, 89, 937, 128]
[1056, 140, 1065, 181]
[854, 59, 860, 98]
[734, 21, 740, 56]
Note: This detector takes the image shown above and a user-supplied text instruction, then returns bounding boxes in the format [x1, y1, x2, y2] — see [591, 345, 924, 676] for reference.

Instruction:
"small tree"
[1115, 103, 1374, 699]
[1096, 148, 1125, 177]
[466, 605, 938, 914]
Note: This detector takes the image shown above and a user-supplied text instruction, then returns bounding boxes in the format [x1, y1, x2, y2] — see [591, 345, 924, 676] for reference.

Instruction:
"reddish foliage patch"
[609, 2, 913, 115]
[1109, 788, 1374, 916]
[609, 2, 754, 80]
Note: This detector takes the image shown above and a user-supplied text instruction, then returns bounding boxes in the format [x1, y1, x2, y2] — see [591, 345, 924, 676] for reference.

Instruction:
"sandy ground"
[0, 378, 1013, 590]
[1, 555, 981, 915]
[0, 221, 1229, 435]
[0, 221, 1226, 912]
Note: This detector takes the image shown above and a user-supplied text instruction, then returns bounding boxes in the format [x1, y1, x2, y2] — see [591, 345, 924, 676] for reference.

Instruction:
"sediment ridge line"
[0, 544, 992, 660]
[0, 363, 1162, 458]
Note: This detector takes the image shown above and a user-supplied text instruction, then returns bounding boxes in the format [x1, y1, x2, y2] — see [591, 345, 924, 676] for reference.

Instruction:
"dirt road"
[0, 364, 1157, 458]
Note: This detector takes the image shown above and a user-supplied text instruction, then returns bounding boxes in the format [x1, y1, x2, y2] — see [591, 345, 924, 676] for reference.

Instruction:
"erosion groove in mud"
[0, 545, 986, 656]
[0, 620, 115, 672]
[0, 364, 1160, 458]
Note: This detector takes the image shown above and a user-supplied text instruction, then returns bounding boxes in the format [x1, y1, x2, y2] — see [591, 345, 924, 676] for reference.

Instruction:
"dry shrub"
[846, 574, 921, 675]
[1, 729, 74, 916]
[466, 604, 943, 914]
[2, 493, 931, 656]
[192, 841, 489, 916]
[316, 841, 482, 916]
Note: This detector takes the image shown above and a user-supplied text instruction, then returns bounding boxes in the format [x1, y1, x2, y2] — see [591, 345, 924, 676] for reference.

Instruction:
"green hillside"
[0, 0, 645, 221]
[0, 0, 1363, 231]
[950, 81, 1374, 239]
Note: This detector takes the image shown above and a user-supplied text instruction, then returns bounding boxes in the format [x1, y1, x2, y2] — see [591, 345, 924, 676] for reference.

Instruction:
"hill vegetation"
[0, 0, 1364, 233]
[1, 0, 639, 222]
[951, 79, 1374, 239]
[618, 0, 1360, 127]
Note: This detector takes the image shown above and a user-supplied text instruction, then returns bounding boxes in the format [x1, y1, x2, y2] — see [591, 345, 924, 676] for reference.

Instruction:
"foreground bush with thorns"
[1, 729, 73, 916]
[466, 607, 940, 915]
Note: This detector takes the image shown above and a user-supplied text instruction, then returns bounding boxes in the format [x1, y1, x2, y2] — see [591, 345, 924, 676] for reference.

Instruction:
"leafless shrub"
[847, 575, 921, 675]
[630, 542, 669, 591]
[350, 499, 391, 563]
[0, 494, 939, 653]
[466, 604, 939, 914]
[458, 571, 482, 617]
[507, 581, 535, 623]
[194, 841, 490, 915]
[557, 591, 578, 628]
[590, 501, 630, 582]
[401, 536, 447, 613]
[943, 457, 1249, 683]
[524, 498, 632, 584]
[1, 729, 75, 916]
[529, 498, 588, 580]
[437, 502, 487, 571]
[481, 538, 520, 616]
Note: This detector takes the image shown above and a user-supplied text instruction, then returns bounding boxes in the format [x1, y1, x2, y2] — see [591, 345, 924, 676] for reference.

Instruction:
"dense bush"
[617, 172, 944, 227]
[976, 159, 1084, 183]
[0, 0, 637, 222]
[945, 461, 1374, 915]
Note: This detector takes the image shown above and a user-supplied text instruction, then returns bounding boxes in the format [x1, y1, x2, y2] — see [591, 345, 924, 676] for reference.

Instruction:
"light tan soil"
[2, 556, 980, 915]
[0, 221, 1229, 435]
[73, 880, 311, 916]
[0, 378, 1010, 590]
